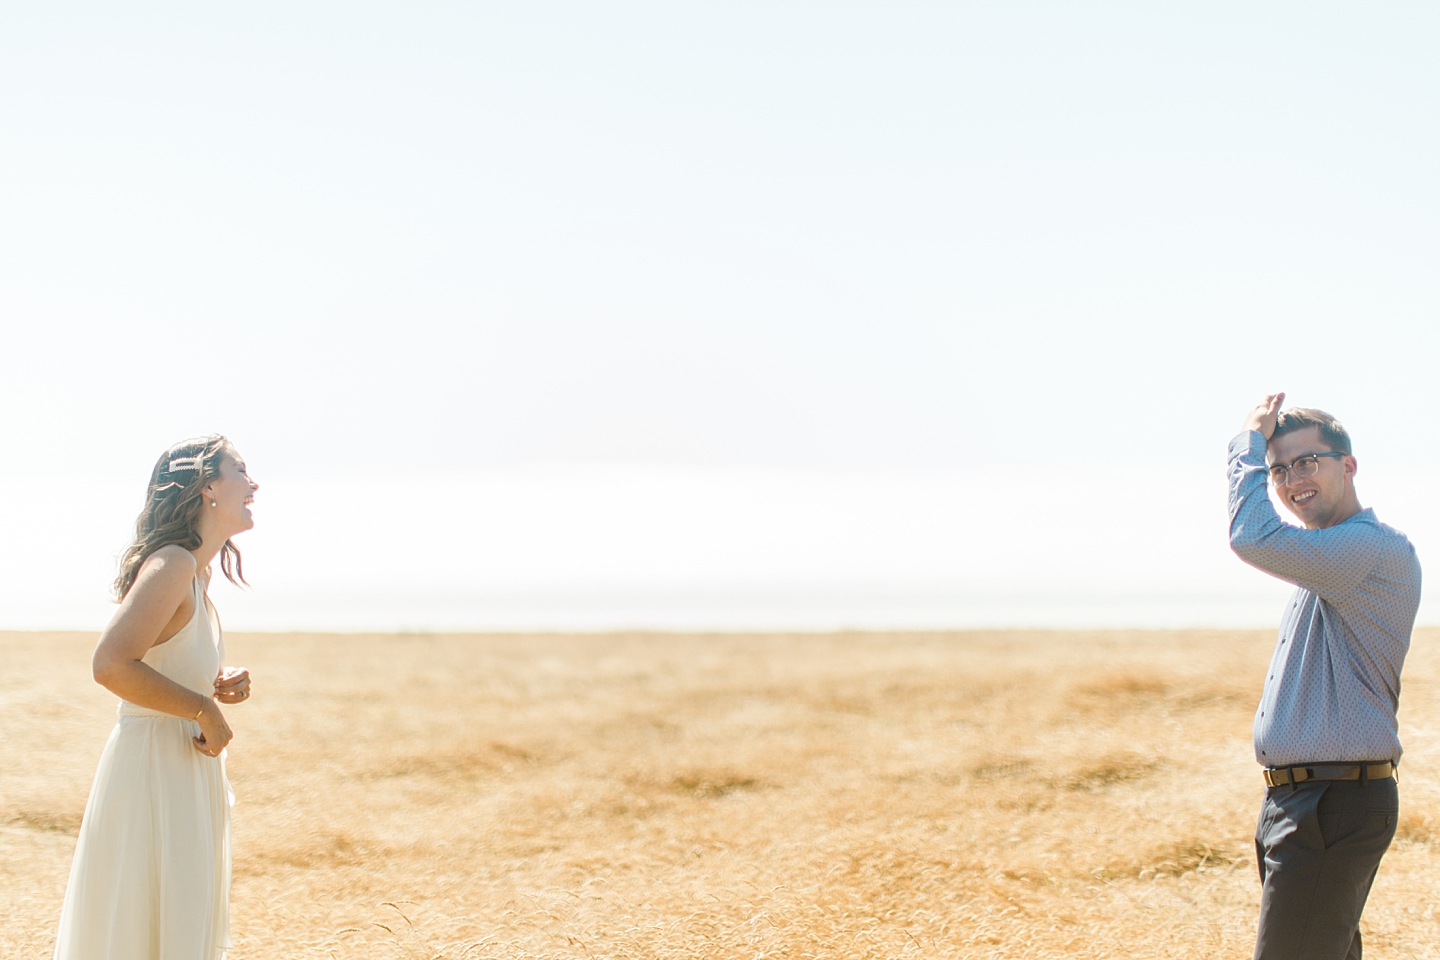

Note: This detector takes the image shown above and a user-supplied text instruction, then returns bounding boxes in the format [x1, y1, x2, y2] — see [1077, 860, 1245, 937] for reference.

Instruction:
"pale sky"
[2, 4, 1437, 630]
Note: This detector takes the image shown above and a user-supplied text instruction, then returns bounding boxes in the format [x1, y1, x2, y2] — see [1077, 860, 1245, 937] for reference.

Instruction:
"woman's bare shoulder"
[132, 546, 198, 595]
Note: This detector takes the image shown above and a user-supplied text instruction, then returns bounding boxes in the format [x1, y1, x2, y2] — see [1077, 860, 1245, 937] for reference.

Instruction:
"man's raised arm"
[1228, 392, 1379, 601]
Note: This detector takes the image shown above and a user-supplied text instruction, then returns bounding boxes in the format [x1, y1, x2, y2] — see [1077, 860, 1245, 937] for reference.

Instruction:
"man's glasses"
[1268, 451, 1347, 486]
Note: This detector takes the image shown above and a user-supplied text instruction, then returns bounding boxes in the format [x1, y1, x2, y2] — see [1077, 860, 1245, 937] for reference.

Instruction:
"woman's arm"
[92, 545, 232, 755]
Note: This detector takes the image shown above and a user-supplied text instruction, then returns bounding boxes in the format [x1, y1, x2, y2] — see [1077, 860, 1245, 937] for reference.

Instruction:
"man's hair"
[1272, 407, 1353, 455]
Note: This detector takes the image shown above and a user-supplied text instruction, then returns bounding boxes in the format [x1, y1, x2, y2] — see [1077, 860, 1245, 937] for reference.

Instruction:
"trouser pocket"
[1317, 780, 1398, 851]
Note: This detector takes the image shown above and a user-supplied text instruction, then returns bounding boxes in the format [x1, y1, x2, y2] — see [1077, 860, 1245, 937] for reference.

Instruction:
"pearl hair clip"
[166, 455, 205, 474]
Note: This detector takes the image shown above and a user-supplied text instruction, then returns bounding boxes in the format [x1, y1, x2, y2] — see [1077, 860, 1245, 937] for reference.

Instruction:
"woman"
[54, 435, 259, 960]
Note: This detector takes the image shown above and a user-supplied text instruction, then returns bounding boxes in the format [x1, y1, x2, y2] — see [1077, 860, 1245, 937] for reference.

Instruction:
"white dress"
[54, 575, 233, 960]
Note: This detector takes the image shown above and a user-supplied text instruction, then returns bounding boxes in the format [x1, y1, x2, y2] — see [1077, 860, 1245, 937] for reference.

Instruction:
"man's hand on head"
[1243, 393, 1286, 440]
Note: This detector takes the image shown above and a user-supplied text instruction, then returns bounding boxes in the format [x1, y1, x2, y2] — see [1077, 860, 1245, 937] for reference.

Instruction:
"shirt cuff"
[1229, 430, 1267, 462]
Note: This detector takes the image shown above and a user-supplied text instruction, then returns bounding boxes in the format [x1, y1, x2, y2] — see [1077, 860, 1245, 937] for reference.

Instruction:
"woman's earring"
[210, 499, 218, 508]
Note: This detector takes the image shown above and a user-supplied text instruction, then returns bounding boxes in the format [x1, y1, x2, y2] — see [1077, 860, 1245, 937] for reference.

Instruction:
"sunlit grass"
[5, 627, 1440, 958]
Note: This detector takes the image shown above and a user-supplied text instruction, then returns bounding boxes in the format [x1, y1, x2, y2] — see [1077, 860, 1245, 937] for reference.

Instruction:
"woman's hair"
[113, 435, 247, 601]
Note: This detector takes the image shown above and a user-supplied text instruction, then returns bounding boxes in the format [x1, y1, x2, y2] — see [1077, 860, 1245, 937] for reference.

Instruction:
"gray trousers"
[1254, 777, 1399, 960]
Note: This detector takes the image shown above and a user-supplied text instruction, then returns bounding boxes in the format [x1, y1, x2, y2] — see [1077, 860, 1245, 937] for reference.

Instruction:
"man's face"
[1267, 425, 1355, 529]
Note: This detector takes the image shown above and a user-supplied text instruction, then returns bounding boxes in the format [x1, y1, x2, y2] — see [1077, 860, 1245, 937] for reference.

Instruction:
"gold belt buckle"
[1263, 766, 1309, 787]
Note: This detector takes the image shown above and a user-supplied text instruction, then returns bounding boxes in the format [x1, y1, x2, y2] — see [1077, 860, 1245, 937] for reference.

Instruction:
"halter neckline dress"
[54, 574, 234, 960]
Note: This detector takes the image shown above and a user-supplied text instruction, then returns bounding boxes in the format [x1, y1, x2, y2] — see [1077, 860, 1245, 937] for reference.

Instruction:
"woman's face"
[205, 447, 259, 534]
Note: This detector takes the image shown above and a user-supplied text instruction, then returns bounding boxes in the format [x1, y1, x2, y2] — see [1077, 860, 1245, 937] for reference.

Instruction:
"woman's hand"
[193, 698, 233, 757]
[214, 666, 251, 704]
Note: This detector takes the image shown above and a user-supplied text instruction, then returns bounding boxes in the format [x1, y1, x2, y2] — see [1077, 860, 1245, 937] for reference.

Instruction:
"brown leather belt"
[1262, 761, 1397, 788]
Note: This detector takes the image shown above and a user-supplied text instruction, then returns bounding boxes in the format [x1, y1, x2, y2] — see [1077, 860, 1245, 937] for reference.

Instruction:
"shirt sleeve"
[1227, 431, 1381, 600]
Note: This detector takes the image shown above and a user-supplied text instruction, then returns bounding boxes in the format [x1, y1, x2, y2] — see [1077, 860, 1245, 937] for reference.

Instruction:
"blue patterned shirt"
[1228, 430, 1421, 766]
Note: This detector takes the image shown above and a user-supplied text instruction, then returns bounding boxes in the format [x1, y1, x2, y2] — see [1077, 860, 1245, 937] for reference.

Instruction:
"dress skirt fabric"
[53, 712, 233, 960]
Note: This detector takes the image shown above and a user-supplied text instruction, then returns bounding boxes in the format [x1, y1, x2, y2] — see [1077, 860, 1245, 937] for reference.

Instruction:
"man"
[1229, 392, 1421, 960]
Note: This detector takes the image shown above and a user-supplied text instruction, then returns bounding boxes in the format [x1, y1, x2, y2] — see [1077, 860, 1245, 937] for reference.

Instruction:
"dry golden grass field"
[7, 628, 1440, 959]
